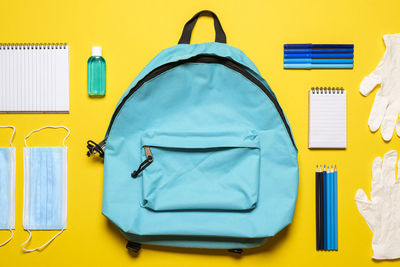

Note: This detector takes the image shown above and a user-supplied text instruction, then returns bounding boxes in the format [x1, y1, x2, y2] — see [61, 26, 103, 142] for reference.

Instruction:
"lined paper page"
[309, 89, 347, 149]
[0, 44, 69, 113]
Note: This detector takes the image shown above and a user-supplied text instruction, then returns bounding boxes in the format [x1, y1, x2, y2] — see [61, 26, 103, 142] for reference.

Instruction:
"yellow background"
[1, 0, 400, 266]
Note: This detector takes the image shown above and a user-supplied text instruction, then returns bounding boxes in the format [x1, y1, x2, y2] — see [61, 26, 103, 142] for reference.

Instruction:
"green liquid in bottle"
[87, 47, 106, 96]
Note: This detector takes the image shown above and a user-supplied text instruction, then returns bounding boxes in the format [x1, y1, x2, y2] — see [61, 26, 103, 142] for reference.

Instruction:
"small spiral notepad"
[0, 43, 69, 113]
[309, 87, 347, 149]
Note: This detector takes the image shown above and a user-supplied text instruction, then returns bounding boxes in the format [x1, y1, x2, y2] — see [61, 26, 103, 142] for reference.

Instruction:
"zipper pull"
[87, 139, 106, 158]
[131, 146, 153, 178]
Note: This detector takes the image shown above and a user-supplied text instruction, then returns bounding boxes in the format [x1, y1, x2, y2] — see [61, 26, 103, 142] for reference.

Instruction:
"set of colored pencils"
[316, 165, 338, 251]
[284, 44, 354, 69]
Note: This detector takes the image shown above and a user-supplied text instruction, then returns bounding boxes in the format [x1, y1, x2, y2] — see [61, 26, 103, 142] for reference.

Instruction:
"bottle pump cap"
[91, 46, 102, 57]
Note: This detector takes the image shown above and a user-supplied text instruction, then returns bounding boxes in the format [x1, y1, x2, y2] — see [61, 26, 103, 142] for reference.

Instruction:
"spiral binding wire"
[311, 87, 345, 94]
[0, 43, 67, 50]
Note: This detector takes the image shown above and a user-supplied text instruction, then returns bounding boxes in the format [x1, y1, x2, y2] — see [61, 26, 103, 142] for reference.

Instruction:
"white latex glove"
[355, 150, 400, 259]
[360, 34, 400, 141]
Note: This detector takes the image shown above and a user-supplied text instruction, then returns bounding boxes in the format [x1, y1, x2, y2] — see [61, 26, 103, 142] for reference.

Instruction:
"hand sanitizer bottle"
[87, 46, 106, 96]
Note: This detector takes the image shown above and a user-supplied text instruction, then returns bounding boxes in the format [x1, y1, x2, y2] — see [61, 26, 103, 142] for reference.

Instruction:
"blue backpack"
[87, 10, 298, 254]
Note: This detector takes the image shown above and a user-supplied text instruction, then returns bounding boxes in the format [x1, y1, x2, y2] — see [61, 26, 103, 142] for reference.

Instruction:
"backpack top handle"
[178, 10, 227, 44]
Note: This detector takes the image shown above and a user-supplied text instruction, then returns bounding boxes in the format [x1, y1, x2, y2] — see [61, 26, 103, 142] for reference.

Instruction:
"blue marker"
[284, 58, 353, 64]
[284, 44, 354, 49]
[284, 48, 354, 54]
[284, 63, 353, 69]
[284, 53, 354, 59]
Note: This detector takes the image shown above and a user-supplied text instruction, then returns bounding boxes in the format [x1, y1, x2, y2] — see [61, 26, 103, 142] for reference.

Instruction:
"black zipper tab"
[131, 146, 153, 178]
[87, 139, 106, 158]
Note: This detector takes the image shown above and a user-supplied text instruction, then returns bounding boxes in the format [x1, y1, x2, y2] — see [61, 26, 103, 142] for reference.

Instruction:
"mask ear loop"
[24, 126, 70, 147]
[0, 230, 14, 247]
[0, 126, 15, 246]
[21, 126, 69, 252]
[21, 229, 64, 252]
[0, 126, 16, 147]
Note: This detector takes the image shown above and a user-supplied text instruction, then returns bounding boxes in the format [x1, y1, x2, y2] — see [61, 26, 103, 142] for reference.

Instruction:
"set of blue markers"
[284, 44, 354, 69]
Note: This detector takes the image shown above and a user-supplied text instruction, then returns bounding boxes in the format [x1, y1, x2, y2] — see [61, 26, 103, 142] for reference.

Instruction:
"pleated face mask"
[0, 126, 16, 247]
[22, 126, 70, 252]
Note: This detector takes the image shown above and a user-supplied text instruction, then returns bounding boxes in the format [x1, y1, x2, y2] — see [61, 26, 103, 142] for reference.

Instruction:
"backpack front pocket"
[133, 130, 260, 211]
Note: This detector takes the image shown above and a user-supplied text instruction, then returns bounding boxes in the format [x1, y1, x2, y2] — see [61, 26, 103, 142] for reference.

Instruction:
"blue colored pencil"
[284, 58, 353, 64]
[284, 53, 354, 59]
[284, 63, 353, 69]
[284, 48, 353, 54]
[330, 169, 333, 251]
[319, 165, 325, 249]
[316, 166, 322, 250]
[284, 44, 354, 49]
[331, 167, 335, 250]
[325, 168, 329, 250]
[334, 166, 338, 250]
[323, 166, 328, 250]
[327, 167, 332, 250]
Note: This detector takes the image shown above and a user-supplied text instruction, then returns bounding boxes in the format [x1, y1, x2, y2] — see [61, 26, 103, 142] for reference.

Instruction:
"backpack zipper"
[87, 55, 296, 157]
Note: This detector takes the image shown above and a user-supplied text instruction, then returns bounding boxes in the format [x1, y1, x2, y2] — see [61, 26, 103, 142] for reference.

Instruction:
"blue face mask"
[0, 126, 15, 247]
[21, 126, 69, 252]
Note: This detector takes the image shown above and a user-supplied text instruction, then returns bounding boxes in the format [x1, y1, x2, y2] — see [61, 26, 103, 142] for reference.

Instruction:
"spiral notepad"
[309, 87, 347, 149]
[0, 43, 69, 113]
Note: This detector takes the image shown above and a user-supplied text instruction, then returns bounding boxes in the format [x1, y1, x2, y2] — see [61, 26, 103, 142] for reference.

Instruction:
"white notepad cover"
[309, 89, 347, 149]
[0, 44, 69, 113]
